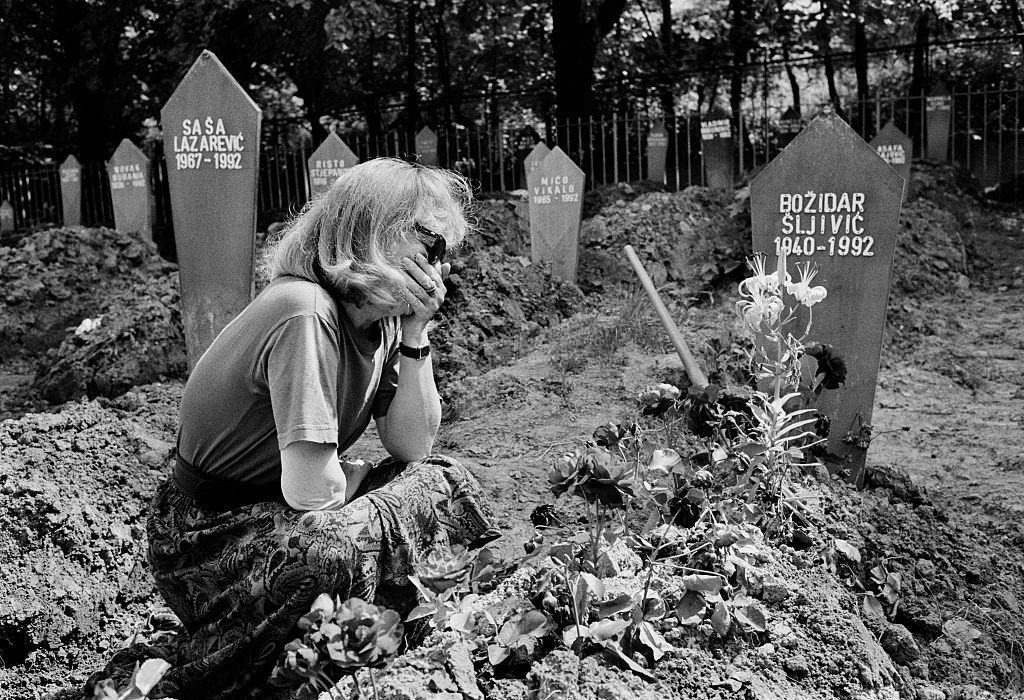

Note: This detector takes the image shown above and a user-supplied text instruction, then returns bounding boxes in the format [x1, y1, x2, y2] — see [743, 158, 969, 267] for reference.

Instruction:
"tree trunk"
[659, 0, 677, 188]
[909, 11, 930, 154]
[773, 0, 800, 116]
[404, 1, 420, 145]
[1008, 0, 1024, 58]
[728, 0, 750, 123]
[551, 0, 628, 123]
[782, 44, 801, 116]
[853, 9, 871, 136]
[816, 2, 840, 115]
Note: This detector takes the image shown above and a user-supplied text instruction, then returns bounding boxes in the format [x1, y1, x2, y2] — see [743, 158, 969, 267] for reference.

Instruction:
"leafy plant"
[270, 595, 404, 699]
[91, 659, 171, 700]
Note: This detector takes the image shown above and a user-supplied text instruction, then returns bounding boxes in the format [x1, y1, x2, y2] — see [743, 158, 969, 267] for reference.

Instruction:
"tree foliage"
[0, 0, 1020, 164]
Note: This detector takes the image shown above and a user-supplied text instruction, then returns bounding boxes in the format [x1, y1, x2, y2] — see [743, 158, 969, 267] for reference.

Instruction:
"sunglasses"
[413, 222, 447, 265]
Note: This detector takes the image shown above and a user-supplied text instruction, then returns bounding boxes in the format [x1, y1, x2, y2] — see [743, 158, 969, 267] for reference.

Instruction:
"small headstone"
[106, 138, 153, 238]
[523, 142, 550, 182]
[306, 132, 360, 199]
[750, 109, 905, 484]
[869, 121, 913, 202]
[59, 155, 82, 227]
[161, 50, 262, 368]
[778, 106, 802, 147]
[415, 126, 438, 166]
[700, 112, 735, 189]
[0, 200, 13, 234]
[925, 85, 952, 162]
[646, 120, 669, 184]
[526, 146, 585, 281]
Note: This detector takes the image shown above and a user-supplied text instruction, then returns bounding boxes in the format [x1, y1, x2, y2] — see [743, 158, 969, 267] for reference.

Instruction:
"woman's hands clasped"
[399, 253, 450, 335]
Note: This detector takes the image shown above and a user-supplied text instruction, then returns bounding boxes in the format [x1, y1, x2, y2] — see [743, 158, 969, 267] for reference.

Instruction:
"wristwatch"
[398, 343, 430, 359]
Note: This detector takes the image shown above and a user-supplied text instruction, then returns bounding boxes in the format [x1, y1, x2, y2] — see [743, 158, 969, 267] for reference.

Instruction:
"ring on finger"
[423, 283, 437, 294]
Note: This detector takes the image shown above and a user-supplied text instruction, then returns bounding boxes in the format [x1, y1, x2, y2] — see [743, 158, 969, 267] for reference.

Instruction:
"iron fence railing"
[1, 87, 1021, 240]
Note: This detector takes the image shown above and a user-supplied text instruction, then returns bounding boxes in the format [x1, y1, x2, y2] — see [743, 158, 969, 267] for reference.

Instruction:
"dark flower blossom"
[805, 344, 847, 390]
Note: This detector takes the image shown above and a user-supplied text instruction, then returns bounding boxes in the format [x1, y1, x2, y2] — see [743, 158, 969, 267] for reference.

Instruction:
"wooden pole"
[623, 245, 708, 388]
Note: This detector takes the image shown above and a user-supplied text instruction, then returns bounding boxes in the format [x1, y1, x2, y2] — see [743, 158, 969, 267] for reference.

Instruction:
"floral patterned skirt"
[144, 454, 498, 699]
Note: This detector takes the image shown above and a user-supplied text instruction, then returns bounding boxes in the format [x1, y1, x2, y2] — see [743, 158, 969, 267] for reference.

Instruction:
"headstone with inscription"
[106, 138, 153, 238]
[869, 121, 912, 202]
[646, 121, 669, 184]
[307, 132, 360, 199]
[750, 109, 904, 484]
[700, 112, 735, 189]
[526, 146, 585, 281]
[0, 200, 13, 234]
[778, 106, 802, 147]
[161, 50, 262, 368]
[925, 85, 952, 162]
[415, 126, 438, 166]
[523, 142, 550, 183]
[59, 155, 82, 227]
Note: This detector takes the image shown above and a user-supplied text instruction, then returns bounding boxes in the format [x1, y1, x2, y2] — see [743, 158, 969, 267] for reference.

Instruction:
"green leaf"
[862, 593, 885, 618]
[711, 601, 732, 637]
[636, 619, 671, 661]
[734, 604, 767, 632]
[675, 590, 706, 626]
[487, 644, 510, 666]
[595, 593, 634, 619]
[590, 618, 631, 641]
[833, 538, 861, 562]
[596, 640, 656, 681]
[131, 658, 171, 695]
[681, 574, 723, 593]
[406, 603, 436, 621]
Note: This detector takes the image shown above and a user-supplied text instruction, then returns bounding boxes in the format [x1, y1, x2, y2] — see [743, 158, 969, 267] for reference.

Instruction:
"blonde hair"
[269, 157, 473, 308]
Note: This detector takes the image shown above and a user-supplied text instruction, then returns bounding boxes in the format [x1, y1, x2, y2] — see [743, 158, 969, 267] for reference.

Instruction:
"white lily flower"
[738, 254, 788, 297]
[736, 287, 784, 331]
[785, 262, 828, 308]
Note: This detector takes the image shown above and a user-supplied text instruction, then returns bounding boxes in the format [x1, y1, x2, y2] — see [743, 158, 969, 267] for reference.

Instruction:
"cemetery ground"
[0, 164, 1022, 700]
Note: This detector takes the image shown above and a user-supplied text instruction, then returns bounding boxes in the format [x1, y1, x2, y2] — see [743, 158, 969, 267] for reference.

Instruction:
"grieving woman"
[146, 157, 498, 698]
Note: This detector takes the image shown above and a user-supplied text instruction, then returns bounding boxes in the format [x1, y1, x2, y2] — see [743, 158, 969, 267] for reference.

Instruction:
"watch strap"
[398, 343, 430, 359]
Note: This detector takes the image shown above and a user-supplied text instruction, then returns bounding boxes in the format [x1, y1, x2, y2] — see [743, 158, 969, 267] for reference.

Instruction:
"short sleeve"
[263, 314, 340, 448]
[371, 347, 400, 418]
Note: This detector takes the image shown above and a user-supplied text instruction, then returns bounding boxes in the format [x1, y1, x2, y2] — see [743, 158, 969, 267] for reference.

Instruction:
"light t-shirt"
[176, 276, 400, 489]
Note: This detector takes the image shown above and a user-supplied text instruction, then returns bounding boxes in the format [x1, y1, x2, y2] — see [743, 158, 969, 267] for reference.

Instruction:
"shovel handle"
[623, 245, 709, 389]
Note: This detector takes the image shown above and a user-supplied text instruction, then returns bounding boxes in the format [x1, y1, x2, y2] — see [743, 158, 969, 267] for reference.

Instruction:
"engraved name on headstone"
[161, 50, 262, 369]
[925, 84, 952, 162]
[526, 146, 585, 281]
[307, 132, 360, 200]
[415, 126, 438, 166]
[750, 109, 905, 484]
[59, 155, 82, 227]
[646, 120, 669, 184]
[106, 138, 153, 238]
[0, 200, 13, 234]
[700, 113, 735, 189]
[869, 121, 913, 202]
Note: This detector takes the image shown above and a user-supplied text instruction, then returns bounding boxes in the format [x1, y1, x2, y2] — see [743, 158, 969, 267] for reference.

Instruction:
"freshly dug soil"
[0, 171, 1021, 699]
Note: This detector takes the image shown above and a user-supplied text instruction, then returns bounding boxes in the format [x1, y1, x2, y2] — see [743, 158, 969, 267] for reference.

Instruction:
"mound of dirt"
[0, 384, 179, 697]
[32, 267, 186, 404]
[0, 228, 160, 361]
[575, 187, 751, 294]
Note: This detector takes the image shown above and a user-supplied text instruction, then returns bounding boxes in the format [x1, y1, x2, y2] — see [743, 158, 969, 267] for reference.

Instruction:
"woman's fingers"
[402, 255, 445, 302]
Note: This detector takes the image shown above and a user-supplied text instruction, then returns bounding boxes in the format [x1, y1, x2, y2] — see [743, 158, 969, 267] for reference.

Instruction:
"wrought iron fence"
[1, 86, 1021, 240]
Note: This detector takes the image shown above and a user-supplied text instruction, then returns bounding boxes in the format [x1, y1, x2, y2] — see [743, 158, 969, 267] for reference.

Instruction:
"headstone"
[415, 126, 438, 166]
[0, 200, 13, 234]
[646, 120, 669, 184]
[526, 146, 585, 281]
[700, 112, 735, 189]
[925, 85, 952, 162]
[869, 121, 913, 202]
[161, 50, 262, 369]
[749, 109, 904, 484]
[306, 132, 359, 200]
[778, 106, 802, 147]
[59, 155, 82, 227]
[523, 142, 550, 182]
[106, 138, 153, 238]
